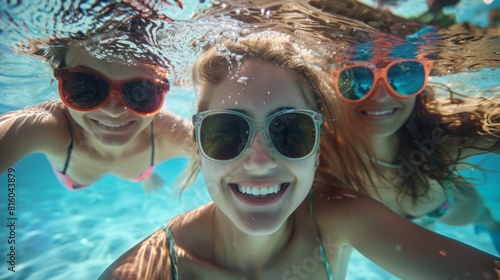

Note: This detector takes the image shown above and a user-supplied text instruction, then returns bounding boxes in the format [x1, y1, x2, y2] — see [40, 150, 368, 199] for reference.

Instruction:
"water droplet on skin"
[395, 245, 402, 252]
[237, 76, 248, 84]
[234, 101, 238, 105]
[262, 101, 266, 104]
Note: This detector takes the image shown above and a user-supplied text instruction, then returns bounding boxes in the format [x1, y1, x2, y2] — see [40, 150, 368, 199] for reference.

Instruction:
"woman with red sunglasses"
[0, 44, 194, 192]
[322, 35, 500, 254]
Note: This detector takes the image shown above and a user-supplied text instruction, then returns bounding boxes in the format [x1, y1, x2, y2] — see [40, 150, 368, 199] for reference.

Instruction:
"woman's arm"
[98, 229, 172, 280]
[316, 188, 500, 279]
[0, 101, 69, 174]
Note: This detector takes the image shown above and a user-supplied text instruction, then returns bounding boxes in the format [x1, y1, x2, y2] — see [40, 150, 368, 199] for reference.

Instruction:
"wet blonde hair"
[180, 34, 372, 192]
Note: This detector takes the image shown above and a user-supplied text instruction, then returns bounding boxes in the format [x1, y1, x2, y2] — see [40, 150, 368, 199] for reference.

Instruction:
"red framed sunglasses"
[54, 67, 169, 116]
[331, 59, 434, 103]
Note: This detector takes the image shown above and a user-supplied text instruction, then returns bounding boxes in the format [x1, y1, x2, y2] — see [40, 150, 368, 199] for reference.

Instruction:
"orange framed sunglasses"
[331, 59, 434, 103]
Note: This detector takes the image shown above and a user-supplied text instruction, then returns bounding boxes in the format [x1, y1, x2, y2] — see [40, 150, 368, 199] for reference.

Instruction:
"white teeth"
[238, 184, 281, 196]
[98, 121, 130, 128]
[366, 109, 394, 116]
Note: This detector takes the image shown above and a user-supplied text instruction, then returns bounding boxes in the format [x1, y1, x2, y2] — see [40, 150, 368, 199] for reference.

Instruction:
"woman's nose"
[368, 79, 391, 101]
[243, 132, 277, 171]
[100, 91, 128, 117]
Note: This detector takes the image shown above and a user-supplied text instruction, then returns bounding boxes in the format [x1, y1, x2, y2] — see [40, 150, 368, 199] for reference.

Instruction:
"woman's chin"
[233, 211, 287, 236]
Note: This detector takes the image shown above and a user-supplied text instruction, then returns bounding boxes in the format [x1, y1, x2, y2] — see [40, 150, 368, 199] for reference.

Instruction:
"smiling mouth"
[229, 183, 290, 205]
[93, 120, 135, 131]
[236, 184, 286, 196]
[362, 109, 396, 117]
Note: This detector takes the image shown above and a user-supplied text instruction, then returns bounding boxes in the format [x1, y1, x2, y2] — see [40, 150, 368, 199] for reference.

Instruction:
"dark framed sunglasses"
[54, 67, 169, 116]
[331, 59, 434, 102]
[193, 109, 323, 162]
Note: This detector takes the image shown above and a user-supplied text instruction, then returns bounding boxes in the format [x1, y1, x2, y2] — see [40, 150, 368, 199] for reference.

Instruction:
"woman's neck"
[368, 133, 401, 165]
[212, 207, 294, 273]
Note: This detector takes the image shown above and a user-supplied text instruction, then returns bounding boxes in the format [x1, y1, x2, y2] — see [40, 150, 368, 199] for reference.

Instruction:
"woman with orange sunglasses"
[321, 34, 500, 253]
[0, 43, 194, 192]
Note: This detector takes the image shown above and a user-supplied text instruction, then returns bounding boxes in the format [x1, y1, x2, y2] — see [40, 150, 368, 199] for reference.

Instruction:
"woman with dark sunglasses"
[322, 35, 500, 253]
[99, 35, 500, 280]
[0, 44, 194, 192]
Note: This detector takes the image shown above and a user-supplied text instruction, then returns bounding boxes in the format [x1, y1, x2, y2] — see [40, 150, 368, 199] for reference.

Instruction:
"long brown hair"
[398, 86, 500, 200]
[353, 83, 500, 204]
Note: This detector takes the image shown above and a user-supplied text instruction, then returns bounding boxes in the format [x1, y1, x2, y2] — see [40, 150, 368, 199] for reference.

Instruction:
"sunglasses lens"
[338, 67, 374, 101]
[61, 72, 109, 109]
[122, 81, 164, 114]
[387, 61, 426, 96]
[199, 113, 250, 160]
[269, 113, 316, 159]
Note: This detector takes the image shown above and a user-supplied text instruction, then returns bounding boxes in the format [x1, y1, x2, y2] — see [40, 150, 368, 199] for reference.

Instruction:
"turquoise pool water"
[0, 43, 499, 279]
[1, 0, 499, 279]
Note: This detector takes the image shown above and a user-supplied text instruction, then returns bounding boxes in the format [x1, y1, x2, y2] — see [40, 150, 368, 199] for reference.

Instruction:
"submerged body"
[324, 41, 500, 244]
[0, 46, 193, 191]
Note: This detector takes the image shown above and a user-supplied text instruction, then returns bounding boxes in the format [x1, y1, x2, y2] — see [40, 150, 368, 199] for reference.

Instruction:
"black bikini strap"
[61, 114, 74, 174]
[150, 121, 155, 167]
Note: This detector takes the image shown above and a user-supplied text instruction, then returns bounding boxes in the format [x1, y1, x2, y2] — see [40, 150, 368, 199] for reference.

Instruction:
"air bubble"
[237, 76, 248, 84]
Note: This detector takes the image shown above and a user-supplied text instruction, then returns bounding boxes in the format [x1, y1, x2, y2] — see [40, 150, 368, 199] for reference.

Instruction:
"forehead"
[206, 60, 310, 116]
[65, 46, 163, 80]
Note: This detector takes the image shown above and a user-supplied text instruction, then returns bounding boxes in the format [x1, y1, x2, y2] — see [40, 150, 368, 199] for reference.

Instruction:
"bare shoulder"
[98, 204, 214, 280]
[0, 100, 71, 172]
[168, 203, 215, 244]
[98, 229, 171, 280]
[1, 100, 68, 135]
[152, 111, 195, 159]
[153, 110, 192, 133]
[168, 203, 218, 261]
[1, 100, 63, 121]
